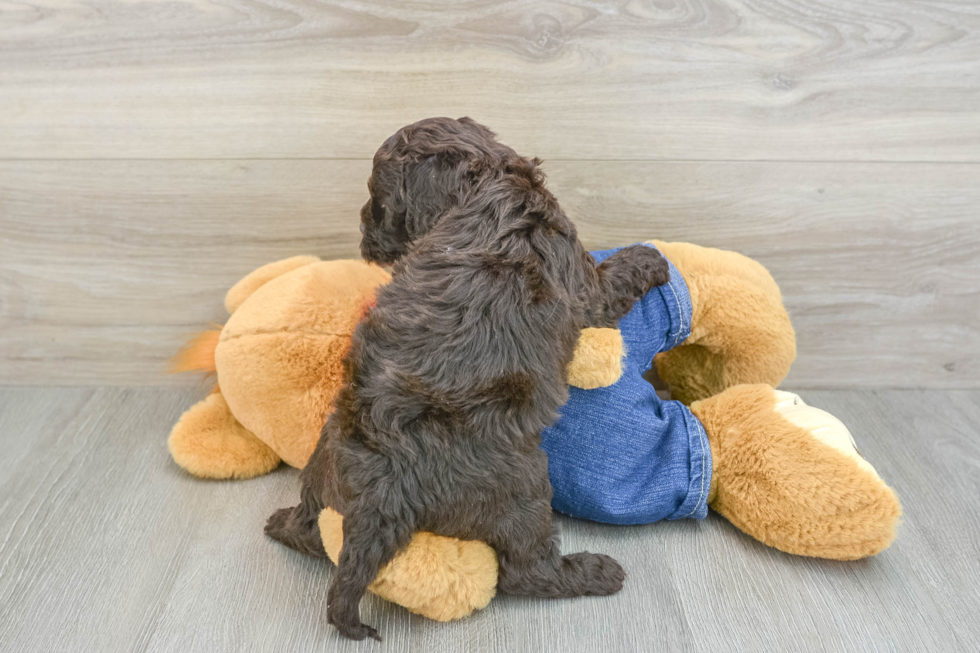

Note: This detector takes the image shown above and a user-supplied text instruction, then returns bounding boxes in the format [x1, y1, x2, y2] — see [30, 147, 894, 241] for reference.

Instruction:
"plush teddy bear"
[169, 241, 901, 622]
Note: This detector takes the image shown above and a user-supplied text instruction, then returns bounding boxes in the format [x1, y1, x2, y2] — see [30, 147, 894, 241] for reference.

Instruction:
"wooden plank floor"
[0, 386, 977, 652]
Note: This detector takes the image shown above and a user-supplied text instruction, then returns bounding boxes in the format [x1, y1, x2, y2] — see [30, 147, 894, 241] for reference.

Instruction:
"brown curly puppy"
[266, 117, 669, 640]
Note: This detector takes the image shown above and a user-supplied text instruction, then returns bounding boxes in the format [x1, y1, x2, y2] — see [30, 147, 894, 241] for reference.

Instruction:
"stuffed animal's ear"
[567, 328, 624, 389]
[224, 255, 321, 314]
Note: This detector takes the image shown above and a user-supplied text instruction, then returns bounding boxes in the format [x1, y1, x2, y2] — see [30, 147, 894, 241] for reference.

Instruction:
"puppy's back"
[349, 170, 586, 447]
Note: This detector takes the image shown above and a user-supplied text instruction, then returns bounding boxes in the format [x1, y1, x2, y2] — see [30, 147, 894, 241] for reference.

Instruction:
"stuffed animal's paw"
[567, 328, 624, 389]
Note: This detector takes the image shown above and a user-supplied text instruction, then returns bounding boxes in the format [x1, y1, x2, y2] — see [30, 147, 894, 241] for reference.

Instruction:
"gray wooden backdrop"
[1, 0, 979, 388]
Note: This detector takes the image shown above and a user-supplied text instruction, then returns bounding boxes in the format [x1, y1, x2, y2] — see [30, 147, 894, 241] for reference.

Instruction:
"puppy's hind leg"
[493, 499, 625, 599]
[266, 416, 342, 558]
[265, 484, 328, 558]
[326, 501, 415, 641]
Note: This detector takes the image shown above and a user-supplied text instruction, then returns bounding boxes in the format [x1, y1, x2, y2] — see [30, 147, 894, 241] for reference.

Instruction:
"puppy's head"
[359, 117, 511, 265]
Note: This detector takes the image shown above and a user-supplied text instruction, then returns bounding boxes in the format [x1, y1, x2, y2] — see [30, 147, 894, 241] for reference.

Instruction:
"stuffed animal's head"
[215, 259, 391, 467]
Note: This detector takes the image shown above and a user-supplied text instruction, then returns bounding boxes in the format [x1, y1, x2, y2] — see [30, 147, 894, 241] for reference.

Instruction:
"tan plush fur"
[691, 384, 902, 560]
[650, 241, 796, 405]
[168, 391, 281, 479]
[224, 255, 322, 314]
[216, 259, 391, 468]
[319, 508, 497, 622]
[566, 328, 624, 389]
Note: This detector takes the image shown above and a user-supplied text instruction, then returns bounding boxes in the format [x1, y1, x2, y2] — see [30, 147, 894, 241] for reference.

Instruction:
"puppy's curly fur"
[266, 117, 670, 640]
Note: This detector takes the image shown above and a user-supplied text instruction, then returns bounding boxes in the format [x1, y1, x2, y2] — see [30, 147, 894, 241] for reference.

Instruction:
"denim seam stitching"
[679, 414, 708, 518]
[664, 277, 687, 350]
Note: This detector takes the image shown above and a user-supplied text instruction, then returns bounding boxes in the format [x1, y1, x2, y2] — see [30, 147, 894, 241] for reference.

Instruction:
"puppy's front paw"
[630, 244, 671, 292]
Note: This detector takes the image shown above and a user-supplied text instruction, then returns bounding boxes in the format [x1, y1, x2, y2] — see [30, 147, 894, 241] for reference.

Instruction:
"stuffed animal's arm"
[649, 240, 795, 404]
[567, 328, 624, 389]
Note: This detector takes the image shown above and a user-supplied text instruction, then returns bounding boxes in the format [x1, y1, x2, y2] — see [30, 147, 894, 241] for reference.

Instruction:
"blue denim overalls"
[541, 245, 712, 524]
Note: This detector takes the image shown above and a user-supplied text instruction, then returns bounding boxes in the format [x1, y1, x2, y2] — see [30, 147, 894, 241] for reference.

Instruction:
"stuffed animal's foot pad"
[563, 552, 626, 596]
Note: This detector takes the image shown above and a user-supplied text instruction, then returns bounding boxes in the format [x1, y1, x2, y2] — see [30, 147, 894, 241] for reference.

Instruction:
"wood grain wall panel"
[2, 159, 976, 387]
[0, 0, 979, 160]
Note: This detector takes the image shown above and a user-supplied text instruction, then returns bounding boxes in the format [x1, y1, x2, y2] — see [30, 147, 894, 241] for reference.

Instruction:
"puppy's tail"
[169, 326, 222, 376]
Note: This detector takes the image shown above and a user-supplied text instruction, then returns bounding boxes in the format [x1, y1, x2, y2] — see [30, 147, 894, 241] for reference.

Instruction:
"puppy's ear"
[376, 162, 409, 232]
[358, 158, 412, 265]
[402, 153, 465, 239]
